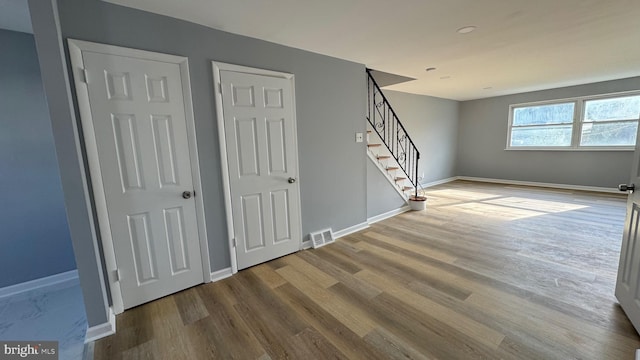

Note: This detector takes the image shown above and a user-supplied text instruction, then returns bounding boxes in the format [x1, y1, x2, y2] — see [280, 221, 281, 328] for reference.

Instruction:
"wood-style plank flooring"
[95, 181, 640, 359]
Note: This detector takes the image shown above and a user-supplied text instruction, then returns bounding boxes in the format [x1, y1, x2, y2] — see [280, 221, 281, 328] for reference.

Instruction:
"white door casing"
[68, 40, 210, 313]
[616, 123, 640, 334]
[212, 62, 302, 271]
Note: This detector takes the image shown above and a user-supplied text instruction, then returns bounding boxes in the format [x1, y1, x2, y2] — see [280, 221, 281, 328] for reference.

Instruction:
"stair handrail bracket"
[366, 69, 420, 198]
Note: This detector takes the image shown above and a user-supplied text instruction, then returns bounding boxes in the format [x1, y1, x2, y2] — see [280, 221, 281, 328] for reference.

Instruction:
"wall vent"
[310, 229, 335, 249]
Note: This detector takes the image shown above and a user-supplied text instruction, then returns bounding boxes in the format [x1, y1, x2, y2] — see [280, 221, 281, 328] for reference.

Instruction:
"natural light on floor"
[435, 194, 589, 221]
[427, 189, 503, 201]
[484, 197, 588, 212]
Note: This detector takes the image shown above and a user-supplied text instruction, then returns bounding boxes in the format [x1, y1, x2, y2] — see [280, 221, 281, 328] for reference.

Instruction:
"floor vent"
[310, 229, 335, 249]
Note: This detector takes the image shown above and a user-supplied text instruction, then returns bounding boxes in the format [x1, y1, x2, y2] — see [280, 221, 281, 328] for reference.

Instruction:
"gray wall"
[366, 89, 458, 218]
[382, 90, 459, 184]
[366, 158, 406, 218]
[457, 77, 640, 188]
[0, 29, 76, 288]
[31, 0, 367, 325]
[55, 0, 367, 270]
[29, 0, 111, 326]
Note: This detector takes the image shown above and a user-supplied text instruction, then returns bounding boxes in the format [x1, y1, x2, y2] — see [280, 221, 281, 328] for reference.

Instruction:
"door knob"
[618, 184, 635, 192]
[288, 177, 296, 184]
[182, 191, 192, 199]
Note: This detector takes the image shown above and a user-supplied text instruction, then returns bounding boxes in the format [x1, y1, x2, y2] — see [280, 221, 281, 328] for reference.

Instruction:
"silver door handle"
[182, 191, 192, 199]
[619, 184, 635, 193]
[288, 177, 296, 184]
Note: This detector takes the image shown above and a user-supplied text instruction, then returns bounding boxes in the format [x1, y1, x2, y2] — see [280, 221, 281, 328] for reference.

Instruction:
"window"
[507, 92, 640, 150]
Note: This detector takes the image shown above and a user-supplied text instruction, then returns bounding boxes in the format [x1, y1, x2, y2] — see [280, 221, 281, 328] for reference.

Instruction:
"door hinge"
[80, 68, 89, 84]
[113, 269, 121, 282]
[232, 238, 237, 247]
[218, 83, 223, 94]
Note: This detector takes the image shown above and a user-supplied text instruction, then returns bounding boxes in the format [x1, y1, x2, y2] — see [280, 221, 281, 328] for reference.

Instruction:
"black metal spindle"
[366, 69, 420, 196]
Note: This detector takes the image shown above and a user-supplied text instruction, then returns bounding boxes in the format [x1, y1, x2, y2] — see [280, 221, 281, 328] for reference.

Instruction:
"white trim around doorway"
[67, 39, 211, 314]
[211, 61, 303, 275]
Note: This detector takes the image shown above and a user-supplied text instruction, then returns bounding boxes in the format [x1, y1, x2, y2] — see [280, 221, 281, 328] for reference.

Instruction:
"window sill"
[504, 147, 634, 152]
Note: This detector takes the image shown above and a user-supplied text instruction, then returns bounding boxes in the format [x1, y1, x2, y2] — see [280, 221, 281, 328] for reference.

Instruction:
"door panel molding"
[615, 114, 640, 334]
[68, 39, 211, 314]
[212, 61, 302, 274]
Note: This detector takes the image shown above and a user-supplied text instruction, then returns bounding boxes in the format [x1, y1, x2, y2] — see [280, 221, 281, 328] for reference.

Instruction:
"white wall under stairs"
[367, 157, 407, 218]
[366, 123, 417, 202]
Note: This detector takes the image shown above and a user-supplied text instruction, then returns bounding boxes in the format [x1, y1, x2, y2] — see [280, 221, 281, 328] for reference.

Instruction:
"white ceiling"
[105, 0, 640, 100]
[0, 0, 31, 34]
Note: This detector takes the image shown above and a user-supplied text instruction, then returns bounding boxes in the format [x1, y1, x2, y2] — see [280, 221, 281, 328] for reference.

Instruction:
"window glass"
[580, 121, 638, 146]
[584, 96, 640, 122]
[510, 125, 573, 147]
[513, 103, 574, 126]
[508, 93, 640, 149]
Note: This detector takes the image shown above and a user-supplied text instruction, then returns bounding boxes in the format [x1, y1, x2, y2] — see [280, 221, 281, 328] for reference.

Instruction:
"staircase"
[366, 69, 420, 200]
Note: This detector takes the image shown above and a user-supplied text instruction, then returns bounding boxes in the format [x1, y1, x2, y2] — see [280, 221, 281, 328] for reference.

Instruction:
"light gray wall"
[0, 29, 76, 288]
[366, 158, 406, 218]
[31, 0, 367, 325]
[457, 77, 640, 188]
[381, 90, 459, 184]
[28, 0, 110, 326]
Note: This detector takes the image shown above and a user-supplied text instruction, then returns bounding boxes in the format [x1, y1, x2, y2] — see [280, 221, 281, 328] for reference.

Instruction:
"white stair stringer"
[366, 124, 411, 202]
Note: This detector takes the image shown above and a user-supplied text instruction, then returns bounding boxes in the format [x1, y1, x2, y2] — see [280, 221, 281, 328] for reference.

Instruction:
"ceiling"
[0, 0, 31, 34]
[106, 0, 640, 100]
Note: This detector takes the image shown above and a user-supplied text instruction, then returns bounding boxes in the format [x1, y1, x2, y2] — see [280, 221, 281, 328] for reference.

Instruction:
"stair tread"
[367, 130, 372, 133]
[403, 186, 414, 191]
[394, 177, 406, 182]
[386, 167, 399, 171]
[377, 155, 391, 159]
[367, 144, 382, 147]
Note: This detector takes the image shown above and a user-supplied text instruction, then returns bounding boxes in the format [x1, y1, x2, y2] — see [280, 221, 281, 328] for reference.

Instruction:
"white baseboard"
[333, 222, 370, 239]
[420, 176, 458, 189]
[0, 270, 79, 299]
[210, 267, 233, 282]
[368, 206, 410, 224]
[301, 240, 313, 250]
[457, 176, 620, 194]
[85, 307, 116, 343]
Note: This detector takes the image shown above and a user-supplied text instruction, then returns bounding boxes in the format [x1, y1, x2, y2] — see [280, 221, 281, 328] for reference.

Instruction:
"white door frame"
[211, 61, 303, 274]
[68, 39, 211, 314]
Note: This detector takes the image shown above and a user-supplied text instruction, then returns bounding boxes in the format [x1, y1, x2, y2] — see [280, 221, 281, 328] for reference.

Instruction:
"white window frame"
[506, 90, 640, 151]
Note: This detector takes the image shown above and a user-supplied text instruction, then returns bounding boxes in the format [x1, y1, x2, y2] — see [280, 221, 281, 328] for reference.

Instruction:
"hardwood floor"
[95, 180, 640, 359]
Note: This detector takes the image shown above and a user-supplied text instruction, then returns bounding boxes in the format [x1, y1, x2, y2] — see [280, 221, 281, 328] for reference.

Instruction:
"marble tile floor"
[0, 280, 87, 360]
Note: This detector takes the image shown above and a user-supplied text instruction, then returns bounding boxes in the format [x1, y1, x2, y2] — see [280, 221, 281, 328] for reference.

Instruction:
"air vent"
[310, 228, 335, 249]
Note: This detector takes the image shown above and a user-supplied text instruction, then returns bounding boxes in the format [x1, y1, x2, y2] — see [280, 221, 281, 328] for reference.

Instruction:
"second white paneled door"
[69, 40, 206, 311]
[218, 67, 302, 270]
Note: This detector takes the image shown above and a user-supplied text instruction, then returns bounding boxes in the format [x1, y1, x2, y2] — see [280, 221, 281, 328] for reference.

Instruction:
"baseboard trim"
[0, 270, 79, 299]
[457, 176, 620, 194]
[420, 176, 458, 189]
[333, 222, 370, 239]
[82, 341, 95, 360]
[301, 240, 313, 250]
[368, 206, 410, 224]
[85, 307, 116, 343]
[210, 267, 233, 282]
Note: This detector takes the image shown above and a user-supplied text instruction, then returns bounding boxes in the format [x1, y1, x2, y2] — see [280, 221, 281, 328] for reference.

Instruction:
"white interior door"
[615, 133, 640, 333]
[76, 45, 204, 309]
[219, 69, 301, 270]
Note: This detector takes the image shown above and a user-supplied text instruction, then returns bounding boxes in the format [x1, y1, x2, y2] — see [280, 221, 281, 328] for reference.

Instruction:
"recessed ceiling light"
[457, 26, 477, 34]
[425, 67, 437, 72]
